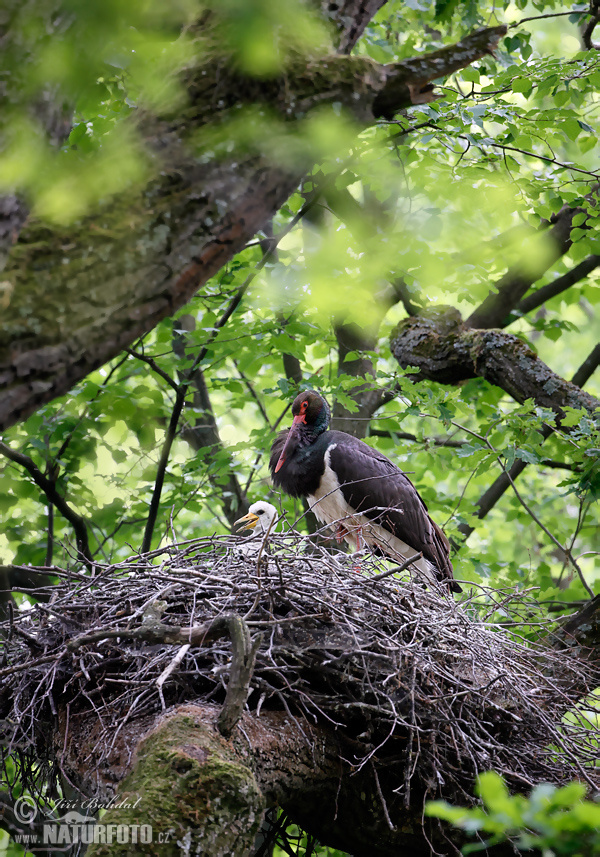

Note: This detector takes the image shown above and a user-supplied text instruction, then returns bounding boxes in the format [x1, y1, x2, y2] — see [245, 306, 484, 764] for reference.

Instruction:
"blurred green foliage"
[1, 0, 600, 853]
[426, 771, 600, 855]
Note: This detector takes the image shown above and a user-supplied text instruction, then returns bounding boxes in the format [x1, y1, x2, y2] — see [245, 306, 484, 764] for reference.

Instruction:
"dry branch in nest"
[1, 532, 599, 827]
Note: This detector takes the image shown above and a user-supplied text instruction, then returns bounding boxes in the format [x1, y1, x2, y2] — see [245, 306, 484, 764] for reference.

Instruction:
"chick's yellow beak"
[234, 512, 259, 532]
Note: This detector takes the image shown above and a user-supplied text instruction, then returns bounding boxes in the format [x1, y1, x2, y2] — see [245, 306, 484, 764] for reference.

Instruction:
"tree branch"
[183, 366, 249, 526]
[389, 278, 422, 317]
[466, 203, 590, 330]
[141, 386, 187, 554]
[1, 22, 507, 431]
[508, 255, 600, 323]
[582, 1, 600, 50]
[140, 278, 256, 552]
[217, 617, 263, 739]
[457, 343, 600, 542]
[327, 0, 388, 53]
[571, 342, 600, 388]
[125, 348, 180, 392]
[372, 26, 506, 119]
[391, 307, 600, 422]
[0, 442, 93, 566]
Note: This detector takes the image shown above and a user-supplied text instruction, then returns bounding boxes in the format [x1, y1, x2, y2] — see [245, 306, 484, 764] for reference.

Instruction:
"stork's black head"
[272, 390, 331, 475]
[290, 390, 330, 434]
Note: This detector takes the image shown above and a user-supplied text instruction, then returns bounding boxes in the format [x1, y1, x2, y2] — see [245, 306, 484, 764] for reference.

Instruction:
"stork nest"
[1, 532, 599, 811]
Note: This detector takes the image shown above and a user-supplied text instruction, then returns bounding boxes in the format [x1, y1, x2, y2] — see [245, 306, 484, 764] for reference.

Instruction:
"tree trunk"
[75, 704, 474, 857]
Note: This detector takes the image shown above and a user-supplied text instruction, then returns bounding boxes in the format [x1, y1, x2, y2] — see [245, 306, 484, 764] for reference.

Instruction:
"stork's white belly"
[307, 446, 436, 583]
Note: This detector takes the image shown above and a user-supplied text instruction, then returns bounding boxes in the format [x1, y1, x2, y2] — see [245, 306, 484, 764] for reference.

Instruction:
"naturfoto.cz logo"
[12, 795, 172, 850]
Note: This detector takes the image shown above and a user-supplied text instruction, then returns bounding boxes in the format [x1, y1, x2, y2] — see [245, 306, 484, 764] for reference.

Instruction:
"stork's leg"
[335, 524, 349, 543]
[352, 525, 364, 573]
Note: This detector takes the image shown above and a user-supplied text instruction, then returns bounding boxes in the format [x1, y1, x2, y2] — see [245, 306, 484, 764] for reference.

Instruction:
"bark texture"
[80, 704, 464, 857]
[390, 306, 600, 421]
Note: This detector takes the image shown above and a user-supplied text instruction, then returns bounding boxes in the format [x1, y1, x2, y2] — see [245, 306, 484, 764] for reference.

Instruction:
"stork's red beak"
[274, 413, 306, 473]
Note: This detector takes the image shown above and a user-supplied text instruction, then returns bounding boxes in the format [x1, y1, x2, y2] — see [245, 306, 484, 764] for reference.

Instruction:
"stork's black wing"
[327, 431, 454, 582]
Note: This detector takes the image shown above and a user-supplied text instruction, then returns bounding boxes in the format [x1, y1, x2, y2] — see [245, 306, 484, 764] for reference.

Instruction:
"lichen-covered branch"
[390, 307, 600, 422]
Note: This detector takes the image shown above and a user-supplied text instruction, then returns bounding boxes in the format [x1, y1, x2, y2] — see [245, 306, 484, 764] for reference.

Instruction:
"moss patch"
[87, 708, 265, 857]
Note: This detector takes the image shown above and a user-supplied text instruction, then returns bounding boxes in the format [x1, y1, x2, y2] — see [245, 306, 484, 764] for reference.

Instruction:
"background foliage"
[1, 0, 599, 854]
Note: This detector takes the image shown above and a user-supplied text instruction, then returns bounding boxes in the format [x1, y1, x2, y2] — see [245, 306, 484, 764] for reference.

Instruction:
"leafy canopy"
[1, 2, 599, 613]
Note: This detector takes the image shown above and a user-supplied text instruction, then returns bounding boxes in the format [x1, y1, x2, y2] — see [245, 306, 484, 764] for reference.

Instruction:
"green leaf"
[434, 0, 461, 19]
[462, 67, 480, 83]
[511, 77, 532, 96]
[563, 118, 582, 141]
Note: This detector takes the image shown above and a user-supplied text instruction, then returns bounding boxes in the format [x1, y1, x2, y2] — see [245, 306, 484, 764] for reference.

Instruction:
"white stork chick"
[233, 502, 279, 564]
[234, 501, 279, 536]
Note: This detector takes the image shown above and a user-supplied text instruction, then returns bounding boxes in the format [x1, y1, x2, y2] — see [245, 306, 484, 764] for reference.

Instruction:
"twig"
[510, 11, 586, 28]
[483, 440, 594, 598]
[481, 142, 600, 178]
[126, 349, 180, 392]
[459, 343, 600, 541]
[369, 553, 423, 582]
[156, 644, 191, 710]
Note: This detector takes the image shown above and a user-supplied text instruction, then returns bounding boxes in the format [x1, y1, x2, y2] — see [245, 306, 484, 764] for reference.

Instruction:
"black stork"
[269, 390, 461, 593]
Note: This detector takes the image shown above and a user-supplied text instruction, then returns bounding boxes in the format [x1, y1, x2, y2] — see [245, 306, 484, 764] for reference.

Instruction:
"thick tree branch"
[557, 594, 600, 653]
[323, 0, 388, 53]
[217, 618, 262, 739]
[1, 23, 506, 431]
[372, 26, 506, 119]
[390, 307, 600, 423]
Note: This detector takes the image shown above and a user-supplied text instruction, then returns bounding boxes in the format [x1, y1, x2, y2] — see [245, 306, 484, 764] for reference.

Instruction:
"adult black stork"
[270, 390, 461, 593]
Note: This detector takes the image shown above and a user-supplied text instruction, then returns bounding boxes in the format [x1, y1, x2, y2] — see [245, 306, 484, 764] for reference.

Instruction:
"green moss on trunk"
[87, 708, 265, 857]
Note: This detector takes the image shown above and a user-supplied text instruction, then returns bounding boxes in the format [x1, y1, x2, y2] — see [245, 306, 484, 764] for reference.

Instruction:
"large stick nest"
[1, 532, 599, 808]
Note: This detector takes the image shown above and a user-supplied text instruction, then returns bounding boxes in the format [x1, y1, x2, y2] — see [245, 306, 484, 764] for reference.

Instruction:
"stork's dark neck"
[270, 430, 332, 497]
